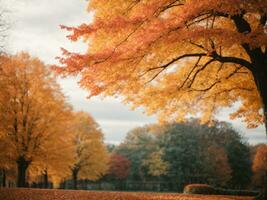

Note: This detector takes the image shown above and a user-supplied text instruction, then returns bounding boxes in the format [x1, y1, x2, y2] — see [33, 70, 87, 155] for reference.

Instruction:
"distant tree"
[109, 154, 131, 180]
[158, 123, 221, 190]
[70, 112, 109, 189]
[142, 150, 169, 177]
[0, 53, 73, 187]
[253, 144, 267, 195]
[196, 121, 252, 189]
[203, 145, 232, 186]
[224, 138, 252, 189]
[116, 121, 251, 190]
[116, 126, 157, 181]
[106, 144, 116, 153]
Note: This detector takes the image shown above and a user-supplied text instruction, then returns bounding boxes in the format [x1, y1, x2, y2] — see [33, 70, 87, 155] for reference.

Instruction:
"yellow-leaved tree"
[70, 111, 109, 189]
[0, 53, 74, 187]
[57, 0, 267, 134]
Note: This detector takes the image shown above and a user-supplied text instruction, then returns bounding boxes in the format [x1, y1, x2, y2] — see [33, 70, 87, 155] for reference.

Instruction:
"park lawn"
[0, 188, 254, 200]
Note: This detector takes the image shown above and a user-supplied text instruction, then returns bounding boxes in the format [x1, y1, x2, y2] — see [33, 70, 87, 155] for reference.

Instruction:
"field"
[0, 188, 254, 200]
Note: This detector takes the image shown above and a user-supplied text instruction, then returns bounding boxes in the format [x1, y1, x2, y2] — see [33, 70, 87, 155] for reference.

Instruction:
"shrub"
[183, 184, 216, 195]
[184, 184, 259, 197]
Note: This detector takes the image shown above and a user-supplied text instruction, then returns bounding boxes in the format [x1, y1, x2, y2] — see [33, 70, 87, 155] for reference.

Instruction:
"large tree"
[57, 0, 267, 133]
[0, 53, 73, 187]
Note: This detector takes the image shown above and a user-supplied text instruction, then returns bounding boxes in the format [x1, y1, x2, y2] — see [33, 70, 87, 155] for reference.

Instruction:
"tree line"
[0, 53, 109, 188]
[103, 121, 267, 192]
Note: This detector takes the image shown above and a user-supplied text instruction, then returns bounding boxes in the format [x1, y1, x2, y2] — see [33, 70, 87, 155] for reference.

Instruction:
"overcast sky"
[3, 0, 267, 145]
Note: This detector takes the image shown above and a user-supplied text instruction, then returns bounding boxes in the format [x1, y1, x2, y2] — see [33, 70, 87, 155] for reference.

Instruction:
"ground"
[0, 188, 254, 200]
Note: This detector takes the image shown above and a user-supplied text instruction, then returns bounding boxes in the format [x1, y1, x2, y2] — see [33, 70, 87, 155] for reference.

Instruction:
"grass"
[0, 188, 254, 200]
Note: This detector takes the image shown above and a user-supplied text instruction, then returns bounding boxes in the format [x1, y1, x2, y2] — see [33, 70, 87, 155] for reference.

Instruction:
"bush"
[183, 184, 216, 194]
[184, 184, 259, 197]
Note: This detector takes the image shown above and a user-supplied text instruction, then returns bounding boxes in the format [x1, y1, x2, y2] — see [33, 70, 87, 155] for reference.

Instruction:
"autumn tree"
[116, 126, 158, 181]
[253, 144, 267, 196]
[194, 121, 252, 189]
[108, 154, 131, 180]
[28, 127, 75, 189]
[0, 53, 73, 187]
[142, 150, 169, 177]
[203, 145, 232, 186]
[157, 123, 232, 189]
[57, 0, 267, 134]
[69, 111, 109, 189]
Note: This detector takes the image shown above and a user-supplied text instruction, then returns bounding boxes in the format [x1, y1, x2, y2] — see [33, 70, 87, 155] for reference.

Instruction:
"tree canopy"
[70, 111, 109, 189]
[0, 53, 73, 187]
[57, 0, 267, 133]
[114, 121, 252, 190]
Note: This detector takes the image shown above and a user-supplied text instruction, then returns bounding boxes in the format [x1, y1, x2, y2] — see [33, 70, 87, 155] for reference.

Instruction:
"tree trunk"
[16, 156, 30, 188]
[1, 169, 6, 187]
[72, 168, 79, 190]
[252, 68, 267, 135]
[253, 70, 267, 200]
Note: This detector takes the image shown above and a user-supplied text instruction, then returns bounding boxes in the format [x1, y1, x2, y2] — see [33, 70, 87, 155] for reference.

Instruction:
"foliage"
[108, 153, 131, 179]
[57, 0, 267, 132]
[252, 144, 267, 187]
[0, 53, 74, 187]
[203, 145, 232, 186]
[223, 138, 252, 189]
[142, 150, 169, 177]
[158, 121, 233, 187]
[70, 112, 109, 183]
[115, 126, 158, 181]
[114, 121, 252, 190]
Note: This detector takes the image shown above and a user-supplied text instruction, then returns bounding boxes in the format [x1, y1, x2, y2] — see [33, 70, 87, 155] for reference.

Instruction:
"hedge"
[183, 184, 259, 197]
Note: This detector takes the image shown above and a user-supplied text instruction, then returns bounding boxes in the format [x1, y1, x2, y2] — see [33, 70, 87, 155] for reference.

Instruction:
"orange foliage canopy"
[0, 53, 74, 186]
[56, 0, 267, 130]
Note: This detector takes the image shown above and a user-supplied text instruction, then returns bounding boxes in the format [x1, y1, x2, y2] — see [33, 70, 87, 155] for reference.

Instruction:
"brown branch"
[146, 53, 206, 72]
[187, 59, 216, 88]
[211, 51, 253, 71]
[178, 56, 202, 89]
[142, 50, 252, 85]
[190, 65, 247, 92]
